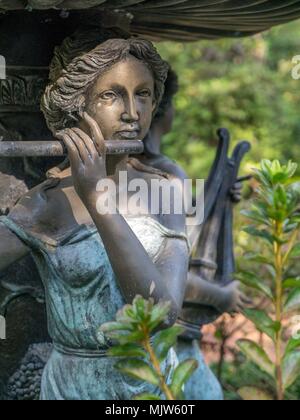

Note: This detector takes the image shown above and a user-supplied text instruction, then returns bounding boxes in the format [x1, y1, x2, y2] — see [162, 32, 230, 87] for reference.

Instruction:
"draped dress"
[0, 180, 190, 400]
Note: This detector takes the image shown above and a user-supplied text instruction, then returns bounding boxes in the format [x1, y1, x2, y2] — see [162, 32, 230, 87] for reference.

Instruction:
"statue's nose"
[122, 97, 139, 122]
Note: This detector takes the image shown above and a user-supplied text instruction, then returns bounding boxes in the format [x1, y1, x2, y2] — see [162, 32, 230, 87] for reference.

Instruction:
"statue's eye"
[137, 89, 151, 98]
[100, 91, 117, 100]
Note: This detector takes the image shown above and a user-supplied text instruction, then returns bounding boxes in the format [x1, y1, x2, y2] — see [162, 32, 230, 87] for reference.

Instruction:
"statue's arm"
[84, 163, 189, 327]
[0, 225, 30, 272]
[184, 272, 249, 314]
[86, 208, 188, 327]
[57, 117, 189, 327]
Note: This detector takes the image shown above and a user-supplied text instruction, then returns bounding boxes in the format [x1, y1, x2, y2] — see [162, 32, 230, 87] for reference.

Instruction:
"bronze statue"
[0, 2, 297, 401]
[0, 34, 190, 400]
[0, 23, 251, 400]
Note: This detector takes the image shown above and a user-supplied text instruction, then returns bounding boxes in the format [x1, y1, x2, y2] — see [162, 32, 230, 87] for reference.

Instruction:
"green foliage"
[237, 160, 300, 400]
[237, 386, 274, 401]
[156, 21, 300, 180]
[99, 296, 198, 400]
[211, 359, 300, 401]
[170, 359, 198, 400]
[237, 339, 274, 378]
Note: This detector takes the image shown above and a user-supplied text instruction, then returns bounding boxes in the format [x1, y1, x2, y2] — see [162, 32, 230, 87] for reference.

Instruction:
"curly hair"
[41, 29, 169, 135]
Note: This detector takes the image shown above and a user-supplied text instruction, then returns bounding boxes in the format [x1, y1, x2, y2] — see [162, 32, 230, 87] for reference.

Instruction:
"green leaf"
[107, 343, 147, 358]
[236, 272, 273, 300]
[243, 226, 274, 245]
[237, 339, 274, 377]
[289, 244, 300, 258]
[115, 330, 146, 345]
[282, 278, 300, 290]
[243, 309, 279, 342]
[276, 185, 288, 203]
[272, 173, 289, 185]
[134, 296, 147, 319]
[266, 208, 287, 224]
[237, 386, 274, 401]
[134, 393, 161, 401]
[262, 160, 298, 186]
[115, 305, 138, 324]
[265, 264, 276, 279]
[286, 161, 298, 179]
[99, 322, 134, 333]
[148, 300, 171, 331]
[115, 359, 160, 387]
[170, 359, 198, 399]
[260, 159, 272, 174]
[153, 326, 183, 362]
[290, 214, 300, 225]
[244, 253, 273, 266]
[133, 295, 153, 322]
[284, 288, 300, 313]
[286, 176, 300, 186]
[105, 329, 146, 345]
[285, 338, 300, 356]
[241, 209, 271, 226]
[282, 351, 300, 390]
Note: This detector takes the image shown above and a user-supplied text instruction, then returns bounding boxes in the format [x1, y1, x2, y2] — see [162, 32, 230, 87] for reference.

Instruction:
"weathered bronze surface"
[0, 1, 280, 401]
[0, 33, 190, 400]
[0, 140, 144, 157]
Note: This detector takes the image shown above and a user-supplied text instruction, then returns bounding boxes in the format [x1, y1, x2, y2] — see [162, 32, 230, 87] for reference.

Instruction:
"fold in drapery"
[1, 1, 300, 41]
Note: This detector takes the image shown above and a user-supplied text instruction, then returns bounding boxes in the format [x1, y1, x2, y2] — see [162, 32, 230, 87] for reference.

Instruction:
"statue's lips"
[117, 131, 140, 140]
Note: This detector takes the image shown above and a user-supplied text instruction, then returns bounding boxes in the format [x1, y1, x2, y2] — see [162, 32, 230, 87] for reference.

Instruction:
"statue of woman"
[0, 34, 190, 400]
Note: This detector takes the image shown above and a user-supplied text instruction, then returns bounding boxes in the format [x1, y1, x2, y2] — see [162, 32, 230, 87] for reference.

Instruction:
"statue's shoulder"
[127, 159, 186, 234]
[9, 178, 62, 230]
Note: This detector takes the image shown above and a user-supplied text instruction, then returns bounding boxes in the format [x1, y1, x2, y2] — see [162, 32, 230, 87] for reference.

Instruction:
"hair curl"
[41, 30, 169, 135]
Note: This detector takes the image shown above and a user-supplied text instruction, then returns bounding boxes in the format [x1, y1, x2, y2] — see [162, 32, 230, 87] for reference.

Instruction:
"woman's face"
[84, 55, 156, 141]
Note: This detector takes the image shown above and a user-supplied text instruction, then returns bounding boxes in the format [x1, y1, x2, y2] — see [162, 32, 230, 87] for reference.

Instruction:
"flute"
[0, 140, 144, 157]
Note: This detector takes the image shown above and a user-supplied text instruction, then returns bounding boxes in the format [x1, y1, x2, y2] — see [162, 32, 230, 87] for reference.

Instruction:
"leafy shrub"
[99, 296, 198, 400]
[237, 160, 300, 400]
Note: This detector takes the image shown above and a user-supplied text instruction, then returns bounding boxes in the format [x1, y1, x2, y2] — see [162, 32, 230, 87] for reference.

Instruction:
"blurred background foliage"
[156, 20, 300, 181]
[157, 20, 300, 400]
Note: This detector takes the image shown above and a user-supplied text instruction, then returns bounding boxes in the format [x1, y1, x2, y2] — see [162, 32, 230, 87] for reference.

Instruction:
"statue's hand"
[229, 175, 252, 204]
[230, 181, 243, 204]
[56, 113, 107, 204]
[218, 281, 252, 314]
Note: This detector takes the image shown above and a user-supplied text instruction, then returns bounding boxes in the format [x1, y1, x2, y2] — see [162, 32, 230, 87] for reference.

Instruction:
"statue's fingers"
[83, 112, 106, 157]
[231, 193, 242, 203]
[56, 131, 81, 166]
[65, 129, 89, 163]
[72, 127, 97, 159]
[232, 182, 243, 191]
[241, 295, 252, 305]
